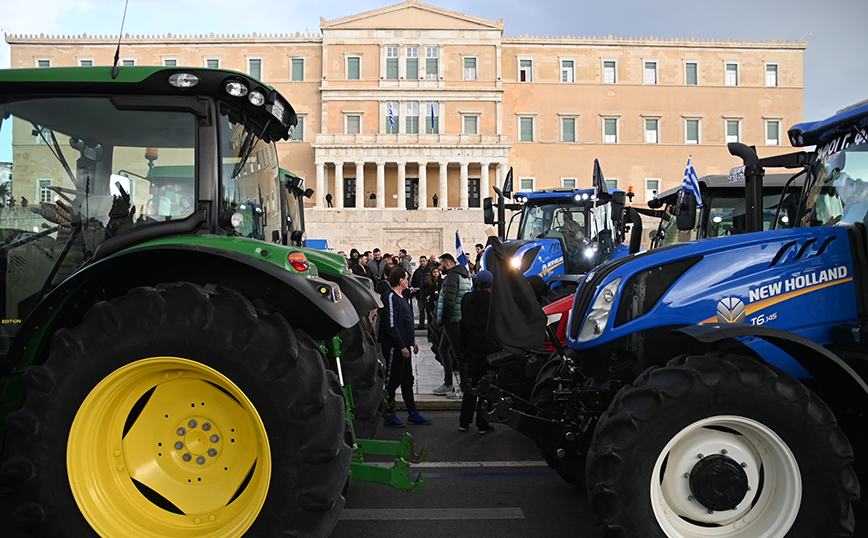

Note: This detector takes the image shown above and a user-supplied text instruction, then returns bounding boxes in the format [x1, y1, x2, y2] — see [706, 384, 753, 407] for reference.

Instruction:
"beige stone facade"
[6, 0, 805, 255]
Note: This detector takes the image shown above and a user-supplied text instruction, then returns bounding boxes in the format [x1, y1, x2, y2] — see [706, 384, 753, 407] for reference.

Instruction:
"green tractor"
[0, 66, 421, 538]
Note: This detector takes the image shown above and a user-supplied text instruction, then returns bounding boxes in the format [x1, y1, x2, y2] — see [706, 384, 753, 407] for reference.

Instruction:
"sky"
[1, 0, 866, 122]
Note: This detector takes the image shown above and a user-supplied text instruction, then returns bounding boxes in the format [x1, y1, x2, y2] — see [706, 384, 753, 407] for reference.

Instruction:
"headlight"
[225, 81, 249, 97]
[511, 257, 522, 269]
[577, 278, 620, 342]
[249, 91, 266, 106]
[168, 72, 200, 88]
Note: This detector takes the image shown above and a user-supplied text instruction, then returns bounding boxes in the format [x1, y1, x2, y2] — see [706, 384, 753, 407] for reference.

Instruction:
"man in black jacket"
[378, 266, 431, 427]
[458, 270, 498, 433]
[433, 253, 471, 399]
[410, 255, 431, 329]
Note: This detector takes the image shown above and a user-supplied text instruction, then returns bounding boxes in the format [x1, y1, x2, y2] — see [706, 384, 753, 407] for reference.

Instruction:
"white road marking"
[339, 507, 525, 520]
[363, 460, 548, 469]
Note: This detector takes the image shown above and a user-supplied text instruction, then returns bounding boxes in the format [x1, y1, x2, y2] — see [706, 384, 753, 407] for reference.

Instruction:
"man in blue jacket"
[378, 266, 431, 427]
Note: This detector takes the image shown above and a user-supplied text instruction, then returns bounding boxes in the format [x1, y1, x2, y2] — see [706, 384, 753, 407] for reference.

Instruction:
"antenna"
[111, 0, 131, 79]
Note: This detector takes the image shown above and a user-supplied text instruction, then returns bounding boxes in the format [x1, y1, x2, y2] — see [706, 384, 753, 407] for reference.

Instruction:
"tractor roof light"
[248, 90, 266, 106]
[225, 80, 249, 97]
[287, 251, 309, 272]
[168, 73, 200, 88]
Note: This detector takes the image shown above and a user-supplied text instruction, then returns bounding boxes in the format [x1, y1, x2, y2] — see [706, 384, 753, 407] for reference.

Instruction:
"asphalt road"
[332, 409, 593, 538]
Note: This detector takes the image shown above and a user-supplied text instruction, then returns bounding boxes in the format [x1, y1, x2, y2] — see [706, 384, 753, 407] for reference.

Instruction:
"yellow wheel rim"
[67, 357, 271, 538]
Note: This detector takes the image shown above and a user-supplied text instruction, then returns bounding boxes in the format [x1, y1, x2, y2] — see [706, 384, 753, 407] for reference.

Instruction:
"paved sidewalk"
[395, 328, 462, 410]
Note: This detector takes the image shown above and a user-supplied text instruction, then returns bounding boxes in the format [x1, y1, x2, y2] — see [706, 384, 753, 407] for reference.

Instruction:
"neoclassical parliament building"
[6, 0, 805, 253]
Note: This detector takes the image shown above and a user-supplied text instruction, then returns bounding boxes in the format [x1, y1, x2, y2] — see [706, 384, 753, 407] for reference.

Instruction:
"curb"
[397, 396, 463, 410]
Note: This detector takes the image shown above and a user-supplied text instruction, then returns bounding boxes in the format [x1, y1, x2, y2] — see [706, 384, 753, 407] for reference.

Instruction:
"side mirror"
[675, 190, 697, 231]
[304, 188, 314, 199]
[271, 230, 280, 243]
[483, 197, 495, 224]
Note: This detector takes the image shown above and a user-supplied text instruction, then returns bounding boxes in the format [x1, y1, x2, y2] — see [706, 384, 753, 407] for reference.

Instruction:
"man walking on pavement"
[410, 255, 431, 329]
[458, 270, 498, 433]
[433, 253, 471, 399]
[378, 266, 431, 427]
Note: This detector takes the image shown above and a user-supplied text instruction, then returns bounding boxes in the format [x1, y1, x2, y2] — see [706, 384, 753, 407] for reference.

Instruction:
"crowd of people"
[336, 242, 496, 432]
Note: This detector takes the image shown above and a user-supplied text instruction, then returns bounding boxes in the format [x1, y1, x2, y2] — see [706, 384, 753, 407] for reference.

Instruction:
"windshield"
[219, 105, 281, 242]
[0, 97, 196, 340]
[803, 137, 868, 227]
[518, 202, 588, 241]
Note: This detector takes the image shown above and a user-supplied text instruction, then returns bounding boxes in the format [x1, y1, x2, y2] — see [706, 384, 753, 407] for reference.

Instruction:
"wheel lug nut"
[183, 453, 192, 462]
[211, 434, 220, 443]
[556, 448, 566, 458]
[197, 456, 206, 465]
[202, 422, 212, 431]
[707, 509, 713, 515]
[683, 473, 690, 479]
[741, 462, 748, 468]
[697, 453, 704, 459]
[177, 427, 186, 436]
[188, 419, 198, 428]
[721, 449, 728, 455]
[174, 441, 184, 450]
[208, 448, 217, 457]
[688, 495, 694, 502]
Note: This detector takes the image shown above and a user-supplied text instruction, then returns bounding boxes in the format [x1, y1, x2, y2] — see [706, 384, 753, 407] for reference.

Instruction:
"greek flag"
[388, 104, 395, 132]
[682, 156, 704, 209]
[456, 231, 470, 269]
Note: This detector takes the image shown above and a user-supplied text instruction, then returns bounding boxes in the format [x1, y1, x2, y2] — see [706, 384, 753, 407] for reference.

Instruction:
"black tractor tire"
[530, 358, 585, 487]
[540, 282, 577, 306]
[339, 315, 386, 439]
[587, 353, 858, 538]
[0, 282, 352, 538]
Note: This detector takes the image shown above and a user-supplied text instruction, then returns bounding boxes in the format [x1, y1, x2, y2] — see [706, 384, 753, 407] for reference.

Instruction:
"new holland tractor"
[482, 161, 642, 302]
[0, 66, 421, 538]
[482, 100, 868, 537]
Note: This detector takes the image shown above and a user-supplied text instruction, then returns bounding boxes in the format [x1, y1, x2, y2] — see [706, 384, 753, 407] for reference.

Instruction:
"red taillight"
[288, 251, 308, 272]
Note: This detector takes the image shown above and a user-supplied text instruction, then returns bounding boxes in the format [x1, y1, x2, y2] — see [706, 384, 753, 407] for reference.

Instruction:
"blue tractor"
[483, 161, 642, 301]
[484, 100, 868, 537]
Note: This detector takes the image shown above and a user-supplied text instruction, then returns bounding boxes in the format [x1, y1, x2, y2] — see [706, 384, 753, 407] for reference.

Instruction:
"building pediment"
[321, 0, 503, 31]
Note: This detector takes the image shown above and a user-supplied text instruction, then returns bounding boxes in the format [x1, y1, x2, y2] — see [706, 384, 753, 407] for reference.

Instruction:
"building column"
[376, 162, 385, 208]
[355, 162, 365, 209]
[480, 161, 490, 202]
[497, 162, 509, 192]
[439, 162, 448, 208]
[315, 161, 325, 208]
[418, 162, 427, 209]
[397, 162, 407, 210]
[334, 162, 344, 209]
[459, 161, 469, 208]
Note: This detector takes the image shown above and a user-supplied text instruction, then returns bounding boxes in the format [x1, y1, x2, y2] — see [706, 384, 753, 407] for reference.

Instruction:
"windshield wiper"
[32, 123, 79, 189]
[231, 118, 271, 179]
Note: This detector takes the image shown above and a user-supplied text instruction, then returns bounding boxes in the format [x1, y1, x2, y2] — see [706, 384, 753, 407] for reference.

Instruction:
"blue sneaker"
[407, 411, 431, 425]
[384, 416, 405, 428]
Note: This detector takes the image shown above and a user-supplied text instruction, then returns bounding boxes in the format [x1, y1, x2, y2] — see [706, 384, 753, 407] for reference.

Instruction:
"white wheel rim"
[650, 415, 801, 538]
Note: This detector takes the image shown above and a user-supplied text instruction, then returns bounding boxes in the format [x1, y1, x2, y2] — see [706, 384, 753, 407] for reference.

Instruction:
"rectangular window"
[163, 58, 177, 67]
[766, 64, 779, 87]
[385, 102, 399, 134]
[645, 179, 660, 203]
[425, 103, 439, 134]
[605, 179, 619, 191]
[519, 59, 533, 82]
[562, 178, 577, 189]
[347, 57, 360, 80]
[520, 178, 535, 191]
[206, 58, 220, 69]
[121, 59, 136, 66]
[37, 59, 51, 67]
[685, 62, 698, 85]
[426, 47, 438, 80]
[464, 115, 478, 135]
[645, 119, 659, 144]
[291, 117, 304, 141]
[248, 58, 262, 80]
[686, 119, 700, 144]
[38, 179, 53, 203]
[347, 115, 361, 134]
[406, 102, 419, 134]
[726, 120, 740, 143]
[562, 117, 576, 142]
[604, 118, 618, 143]
[766, 121, 780, 145]
[464, 57, 477, 81]
[406, 47, 419, 79]
[644, 61, 657, 84]
[519, 117, 534, 142]
[561, 60, 574, 83]
[78, 59, 93, 67]
[386, 47, 399, 80]
[725, 63, 738, 86]
[291, 58, 304, 81]
[603, 60, 616, 83]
